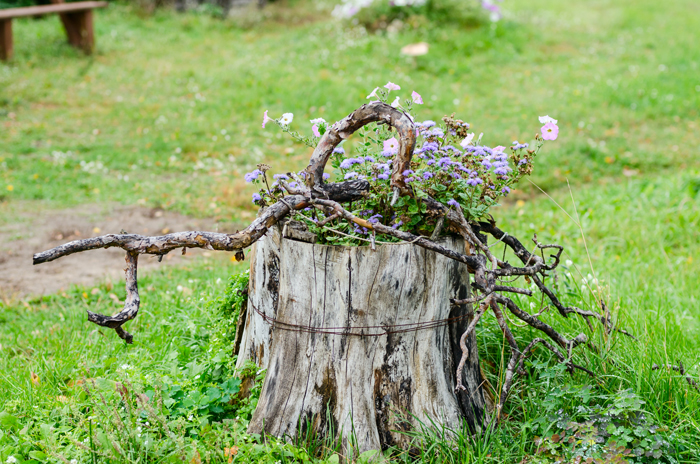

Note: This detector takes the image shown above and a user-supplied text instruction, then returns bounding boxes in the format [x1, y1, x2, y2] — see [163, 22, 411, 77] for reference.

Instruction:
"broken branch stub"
[86, 251, 140, 344]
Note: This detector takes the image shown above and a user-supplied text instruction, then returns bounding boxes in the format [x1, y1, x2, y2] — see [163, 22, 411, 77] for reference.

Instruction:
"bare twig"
[652, 363, 700, 394]
[85, 251, 139, 343]
[454, 297, 490, 393]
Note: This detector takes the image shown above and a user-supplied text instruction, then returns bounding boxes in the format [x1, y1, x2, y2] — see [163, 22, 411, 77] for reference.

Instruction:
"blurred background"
[0, 0, 699, 460]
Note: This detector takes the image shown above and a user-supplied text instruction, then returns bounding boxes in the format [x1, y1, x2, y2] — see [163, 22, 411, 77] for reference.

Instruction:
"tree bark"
[236, 226, 489, 452]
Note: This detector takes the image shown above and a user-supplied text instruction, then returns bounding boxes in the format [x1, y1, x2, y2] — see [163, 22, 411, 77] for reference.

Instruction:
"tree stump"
[236, 224, 489, 452]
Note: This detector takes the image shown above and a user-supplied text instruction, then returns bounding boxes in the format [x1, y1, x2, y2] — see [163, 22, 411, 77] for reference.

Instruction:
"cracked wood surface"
[243, 230, 486, 452]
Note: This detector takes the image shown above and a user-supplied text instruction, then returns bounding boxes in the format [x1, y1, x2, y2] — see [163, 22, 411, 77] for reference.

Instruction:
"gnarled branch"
[32, 101, 638, 420]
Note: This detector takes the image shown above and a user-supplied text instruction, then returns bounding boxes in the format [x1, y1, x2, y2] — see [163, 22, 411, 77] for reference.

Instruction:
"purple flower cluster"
[339, 158, 364, 169]
[245, 169, 263, 182]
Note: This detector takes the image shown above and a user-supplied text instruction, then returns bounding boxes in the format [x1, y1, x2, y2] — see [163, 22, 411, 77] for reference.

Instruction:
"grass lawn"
[1, 0, 699, 462]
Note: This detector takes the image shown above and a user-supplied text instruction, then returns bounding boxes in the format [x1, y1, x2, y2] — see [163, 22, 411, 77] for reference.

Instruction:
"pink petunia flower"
[391, 96, 400, 108]
[411, 91, 423, 104]
[262, 110, 274, 129]
[384, 82, 401, 91]
[493, 145, 506, 153]
[383, 137, 400, 156]
[541, 122, 559, 141]
[366, 87, 380, 99]
[312, 124, 321, 137]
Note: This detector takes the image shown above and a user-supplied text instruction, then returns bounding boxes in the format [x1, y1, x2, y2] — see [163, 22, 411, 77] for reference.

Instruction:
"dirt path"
[0, 204, 236, 300]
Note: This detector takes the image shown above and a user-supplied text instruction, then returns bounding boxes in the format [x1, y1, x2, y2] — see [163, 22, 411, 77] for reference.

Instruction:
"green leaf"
[29, 451, 47, 462]
[0, 411, 19, 430]
[206, 387, 221, 402]
[357, 449, 379, 463]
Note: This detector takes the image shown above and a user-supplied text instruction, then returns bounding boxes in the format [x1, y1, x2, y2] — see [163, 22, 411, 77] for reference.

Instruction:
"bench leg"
[63, 10, 95, 54]
[0, 19, 12, 61]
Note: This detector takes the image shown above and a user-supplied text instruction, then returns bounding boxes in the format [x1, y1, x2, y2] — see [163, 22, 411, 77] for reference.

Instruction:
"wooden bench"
[0, 1, 108, 61]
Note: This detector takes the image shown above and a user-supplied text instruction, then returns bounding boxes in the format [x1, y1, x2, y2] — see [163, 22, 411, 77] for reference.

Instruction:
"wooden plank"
[0, 2, 107, 20]
[0, 19, 12, 61]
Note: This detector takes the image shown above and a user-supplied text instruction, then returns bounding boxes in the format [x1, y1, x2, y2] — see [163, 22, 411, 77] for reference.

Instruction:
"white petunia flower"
[538, 115, 558, 125]
[460, 133, 475, 148]
[391, 96, 400, 108]
[279, 113, 294, 126]
[309, 118, 326, 125]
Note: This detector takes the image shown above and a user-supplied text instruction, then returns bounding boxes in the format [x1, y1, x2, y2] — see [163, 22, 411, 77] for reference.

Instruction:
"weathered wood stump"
[235, 223, 489, 452]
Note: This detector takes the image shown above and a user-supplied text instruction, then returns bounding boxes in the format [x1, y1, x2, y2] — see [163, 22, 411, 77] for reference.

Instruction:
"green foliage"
[0, 263, 286, 463]
[347, 0, 487, 32]
[529, 368, 678, 463]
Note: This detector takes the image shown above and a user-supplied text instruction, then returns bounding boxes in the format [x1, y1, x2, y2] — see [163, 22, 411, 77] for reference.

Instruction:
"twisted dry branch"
[33, 101, 627, 418]
[652, 363, 700, 394]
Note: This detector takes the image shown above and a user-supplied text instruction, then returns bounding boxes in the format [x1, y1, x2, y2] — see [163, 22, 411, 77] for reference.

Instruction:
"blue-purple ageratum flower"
[378, 173, 390, 180]
[340, 158, 363, 169]
[502, 186, 511, 194]
[420, 120, 436, 128]
[437, 157, 452, 168]
[344, 172, 358, 180]
[252, 193, 261, 203]
[245, 169, 262, 182]
[417, 141, 439, 153]
[427, 127, 445, 138]
[423, 172, 433, 180]
[392, 220, 403, 229]
[333, 147, 345, 155]
[467, 177, 482, 186]
[323, 173, 331, 180]
[447, 199, 459, 207]
[402, 169, 415, 176]
[368, 214, 383, 224]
